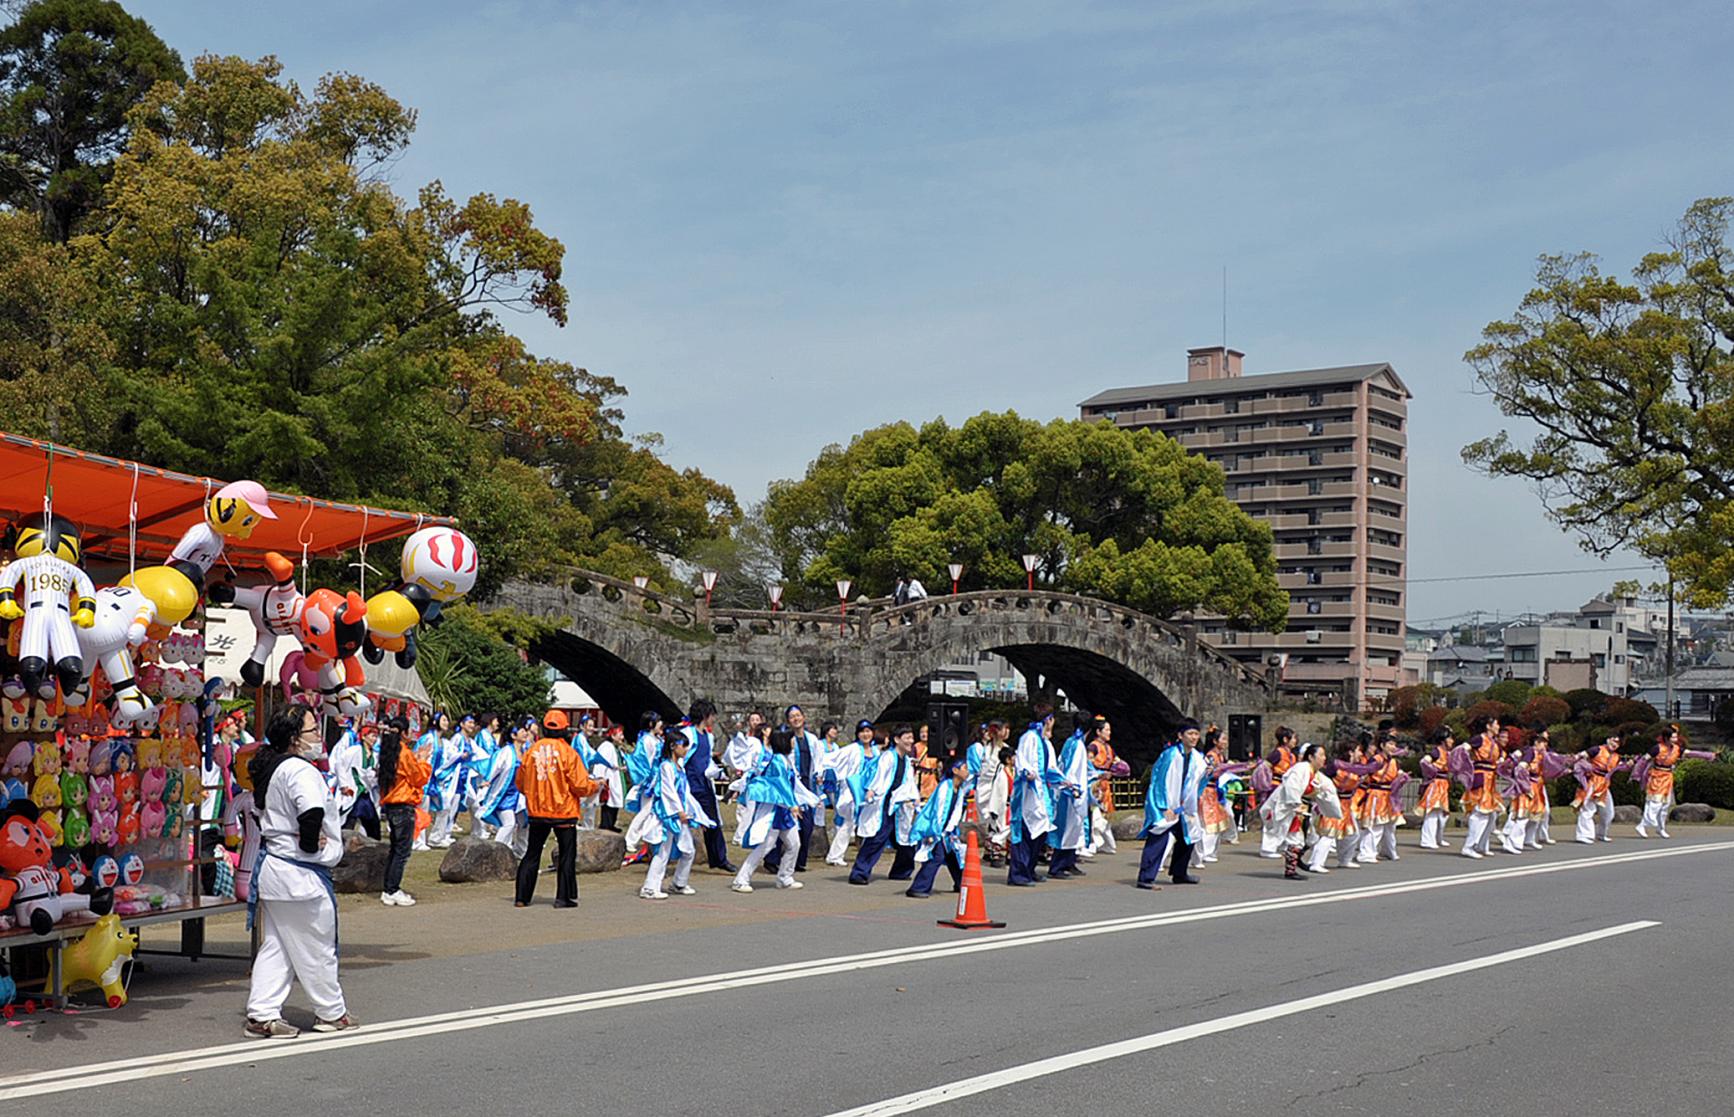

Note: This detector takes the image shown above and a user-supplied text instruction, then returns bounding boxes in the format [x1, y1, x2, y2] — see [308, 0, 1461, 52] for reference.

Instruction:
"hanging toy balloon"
[297, 588, 371, 718]
[362, 582, 432, 669]
[398, 526, 480, 622]
[230, 552, 305, 689]
[71, 585, 159, 729]
[0, 514, 97, 700]
[166, 480, 278, 593]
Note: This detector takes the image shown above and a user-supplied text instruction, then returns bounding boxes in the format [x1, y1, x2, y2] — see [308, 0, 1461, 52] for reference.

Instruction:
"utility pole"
[1665, 573, 1676, 720]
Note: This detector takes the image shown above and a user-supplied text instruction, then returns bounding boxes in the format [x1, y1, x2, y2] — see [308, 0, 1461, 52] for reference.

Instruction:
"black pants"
[1050, 846, 1080, 875]
[516, 818, 578, 905]
[347, 796, 381, 840]
[198, 827, 223, 894]
[908, 847, 964, 896]
[765, 810, 815, 874]
[1008, 832, 1046, 885]
[599, 804, 620, 832]
[887, 840, 918, 880]
[849, 825, 894, 884]
[691, 784, 730, 867]
[382, 803, 415, 895]
[1136, 829, 1192, 887]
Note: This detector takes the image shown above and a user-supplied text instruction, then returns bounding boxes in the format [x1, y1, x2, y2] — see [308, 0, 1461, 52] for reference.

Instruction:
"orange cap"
[542, 709, 570, 731]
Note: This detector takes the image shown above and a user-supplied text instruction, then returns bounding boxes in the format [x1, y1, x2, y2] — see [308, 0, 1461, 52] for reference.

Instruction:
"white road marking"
[822, 920, 1661, 1117]
[1, 840, 1726, 1099]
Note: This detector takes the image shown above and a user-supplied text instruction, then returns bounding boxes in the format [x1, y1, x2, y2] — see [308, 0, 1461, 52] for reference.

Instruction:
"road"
[4, 829, 1733, 1114]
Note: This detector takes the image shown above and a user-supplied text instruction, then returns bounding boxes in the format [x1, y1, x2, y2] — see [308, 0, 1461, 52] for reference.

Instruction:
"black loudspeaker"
[1227, 714, 1263, 762]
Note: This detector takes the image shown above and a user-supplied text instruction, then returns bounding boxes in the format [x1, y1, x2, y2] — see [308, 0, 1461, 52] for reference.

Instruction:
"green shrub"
[1484, 679, 1533, 709]
[1519, 695, 1571, 729]
[1675, 760, 1734, 809]
[1603, 697, 1659, 727]
[1565, 688, 1606, 719]
[1465, 699, 1515, 726]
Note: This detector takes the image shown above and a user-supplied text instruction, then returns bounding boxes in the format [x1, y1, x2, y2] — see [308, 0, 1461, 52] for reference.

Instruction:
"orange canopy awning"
[0, 431, 453, 573]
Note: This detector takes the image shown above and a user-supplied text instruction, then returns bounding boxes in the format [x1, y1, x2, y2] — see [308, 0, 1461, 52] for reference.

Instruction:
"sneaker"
[639, 889, 669, 900]
[675, 885, 697, 896]
[392, 891, 416, 907]
[381, 891, 399, 906]
[1599, 836, 1614, 842]
[730, 882, 754, 893]
[1543, 838, 1556, 845]
[1635, 825, 1650, 839]
[776, 879, 804, 890]
[244, 1018, 300, 1039]
[312, 1013, 359, 1033]
[1462, 849, 1484, 859]
[1310, 864, 1331, 874]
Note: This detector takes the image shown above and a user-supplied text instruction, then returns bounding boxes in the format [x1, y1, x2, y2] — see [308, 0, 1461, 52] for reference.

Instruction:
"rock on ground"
[576, 829, 626, 874]
[1670, 802, 1716, 823]
[333, 834, 392, 894]
[439, 837, 519, 883]
[1613, 804, 1643, 824]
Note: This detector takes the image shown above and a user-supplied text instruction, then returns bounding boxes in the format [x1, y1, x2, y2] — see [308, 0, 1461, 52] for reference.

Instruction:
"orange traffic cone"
[938, 828, 1006, 930]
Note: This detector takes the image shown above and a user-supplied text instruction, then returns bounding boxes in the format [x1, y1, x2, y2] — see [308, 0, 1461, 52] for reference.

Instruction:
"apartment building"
[1079, 347, 1411, 707]
[1501, 594, 1663, 695]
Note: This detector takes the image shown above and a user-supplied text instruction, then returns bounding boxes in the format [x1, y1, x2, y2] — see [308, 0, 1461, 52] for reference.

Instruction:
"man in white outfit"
[245, 705, 354, 1038]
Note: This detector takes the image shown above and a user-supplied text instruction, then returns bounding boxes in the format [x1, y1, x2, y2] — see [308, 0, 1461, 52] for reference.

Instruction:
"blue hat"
[856, 719, 875, 732]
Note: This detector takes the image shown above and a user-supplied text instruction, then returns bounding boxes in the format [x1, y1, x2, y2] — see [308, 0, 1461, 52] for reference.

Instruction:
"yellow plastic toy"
[118, 566, 200, 627]
[51, 913, 138, 1008]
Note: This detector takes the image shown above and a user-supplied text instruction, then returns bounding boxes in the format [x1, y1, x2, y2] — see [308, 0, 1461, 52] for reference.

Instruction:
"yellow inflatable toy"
[51, 913, 138, 1008]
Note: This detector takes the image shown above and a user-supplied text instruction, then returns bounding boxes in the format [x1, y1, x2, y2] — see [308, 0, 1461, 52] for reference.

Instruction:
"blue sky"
[128, 1, 1733, 622]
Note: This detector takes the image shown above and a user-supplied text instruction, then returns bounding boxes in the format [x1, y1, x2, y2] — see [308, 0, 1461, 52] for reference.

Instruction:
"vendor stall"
[0, 432, 469, 1015]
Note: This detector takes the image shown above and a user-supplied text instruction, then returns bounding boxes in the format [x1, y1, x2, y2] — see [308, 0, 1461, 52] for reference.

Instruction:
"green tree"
[414, 604, 551, 719]
[1463, 197, 1734, 607]
[763, 411, 1287, 627]
[0, 0, 183, 241]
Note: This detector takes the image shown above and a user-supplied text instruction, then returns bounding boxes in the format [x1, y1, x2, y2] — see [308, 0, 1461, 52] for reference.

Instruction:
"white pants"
[826, 817, 855, 864]
[1531, 804, 1552, 845]
[495, 811, 528, 857]
[1356, 821, 1397, 861]
[1198, 829, 1219, 861]
[1575, 795, 1613, 841]
[644, 841, 695, 894]
[246, 895, 345, 1022]
[1419, 810, 1449, 848]
[1500, 814, 1528, 852]
[735, 828, 799, 888]
[429, 806, 457, 845]
[1464, 810, 1499, 854]
[1641, 796, 1672, 833]
[1088, 804, 1117, 855]
[1260, 814, 1288, 856]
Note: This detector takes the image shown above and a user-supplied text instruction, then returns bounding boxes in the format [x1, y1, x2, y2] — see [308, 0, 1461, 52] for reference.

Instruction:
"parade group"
[293, 700, 1718, 909]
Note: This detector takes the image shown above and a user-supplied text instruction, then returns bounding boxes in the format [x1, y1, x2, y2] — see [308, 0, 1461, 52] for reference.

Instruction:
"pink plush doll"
[140, 767, 167, 805]
[141, 799, 167, 838]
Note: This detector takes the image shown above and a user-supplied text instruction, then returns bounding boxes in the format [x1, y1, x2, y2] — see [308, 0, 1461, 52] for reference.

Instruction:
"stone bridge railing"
[549, 568, 1269, 692]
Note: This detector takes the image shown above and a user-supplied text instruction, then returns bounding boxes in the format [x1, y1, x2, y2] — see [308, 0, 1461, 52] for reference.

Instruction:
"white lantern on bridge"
[948, 563, 964, 595]
[1021, 553, 1039, 591]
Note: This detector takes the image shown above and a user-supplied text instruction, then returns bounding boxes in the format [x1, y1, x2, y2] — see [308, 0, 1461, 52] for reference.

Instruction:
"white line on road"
[1, 841, 1725, 1100]
[821, 920, 1661, 1117]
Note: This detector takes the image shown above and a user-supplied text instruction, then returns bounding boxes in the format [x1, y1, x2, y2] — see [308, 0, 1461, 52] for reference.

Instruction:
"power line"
[1402, 564, 1656, 586]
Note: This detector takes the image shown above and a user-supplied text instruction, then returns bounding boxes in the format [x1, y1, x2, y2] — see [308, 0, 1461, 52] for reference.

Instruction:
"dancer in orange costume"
[1354, 736, 1409, 863]
[1632, 725, 1716, 839]
[1572, 733, 1633, 844]
[1458, 715, 1505, 859]
[1416, 729, 1455, 849]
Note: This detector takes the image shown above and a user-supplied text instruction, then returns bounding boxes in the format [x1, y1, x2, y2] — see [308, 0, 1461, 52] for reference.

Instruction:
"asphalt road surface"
[5, 829, 1732, 1114]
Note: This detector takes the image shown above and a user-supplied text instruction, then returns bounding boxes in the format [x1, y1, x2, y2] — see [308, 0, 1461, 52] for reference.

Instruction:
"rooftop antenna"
[1221, 265, 1228, 351]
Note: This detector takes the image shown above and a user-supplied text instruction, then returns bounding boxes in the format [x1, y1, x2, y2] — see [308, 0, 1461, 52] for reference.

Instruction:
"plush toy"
[0, 800, 112, 935]
[32, 739, 60, 777]
[230, 552, 305, 689]
[29, 697, 56, 734]
[119, 852, 144, 885]
[87, 854, 119, 891]
[70, 585, 159, 729]
[49, 913, 137, 1008]
[298, 588, 370, 717]
[0, 513, 97, 700]
[64, 738, 89, 774]
[2, 695, 27, 733]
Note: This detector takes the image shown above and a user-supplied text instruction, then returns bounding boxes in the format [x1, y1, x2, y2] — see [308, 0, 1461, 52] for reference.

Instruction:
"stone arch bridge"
[492, 570, 1274, 761]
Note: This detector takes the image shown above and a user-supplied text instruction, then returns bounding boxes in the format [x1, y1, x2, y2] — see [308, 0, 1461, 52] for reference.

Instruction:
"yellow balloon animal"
[51, 913, 138, 1008]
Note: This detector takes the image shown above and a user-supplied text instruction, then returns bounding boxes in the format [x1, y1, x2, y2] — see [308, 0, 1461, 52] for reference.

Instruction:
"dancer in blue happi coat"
[477, 716, 529, 855]
[765, 705, 824, 875]
[819, 720, 878, 865]
[732, 726, 823, 893]
[626, 729, 717, 900]
[847, 725, 921, 885]
[415, 712, 459, 850]
[905, 758, 970, 898]
[679, 699, 734, 872]
[1135, 720, 1208, 889]
[1047, 715, 1096, 879]
[1008, 705, 1072, 886]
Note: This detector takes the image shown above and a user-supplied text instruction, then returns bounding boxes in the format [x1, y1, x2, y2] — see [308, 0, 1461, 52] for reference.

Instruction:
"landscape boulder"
[576, 829, 626, 874]
[1669, 802, 1716, 824]
[332, 833, 391, 894]
[439, 837, 519, 883]
[1613, 804, 1642, 824]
